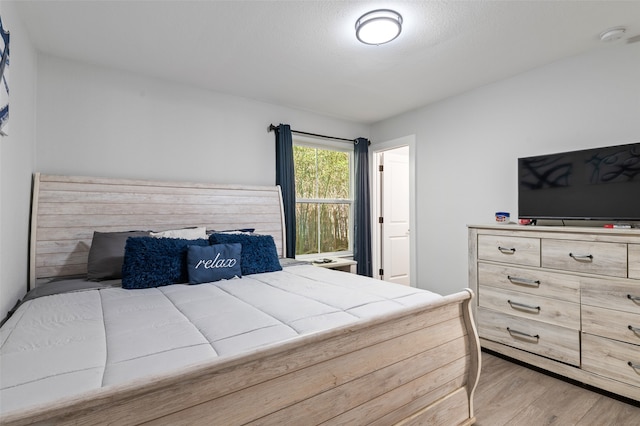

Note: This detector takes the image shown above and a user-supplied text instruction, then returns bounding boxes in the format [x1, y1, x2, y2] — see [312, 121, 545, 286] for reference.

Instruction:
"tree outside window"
[293, 144, 352, 256]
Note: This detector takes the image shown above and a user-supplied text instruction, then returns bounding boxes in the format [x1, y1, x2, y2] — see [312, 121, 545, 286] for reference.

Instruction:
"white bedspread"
[0, 265, 441, 415]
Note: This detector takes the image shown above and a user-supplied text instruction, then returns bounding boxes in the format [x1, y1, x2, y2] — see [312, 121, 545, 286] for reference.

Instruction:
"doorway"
[372, 135, 416, 286]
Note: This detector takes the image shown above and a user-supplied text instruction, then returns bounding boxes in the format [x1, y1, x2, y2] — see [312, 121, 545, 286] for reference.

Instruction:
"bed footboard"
[1, 289, 480, 426]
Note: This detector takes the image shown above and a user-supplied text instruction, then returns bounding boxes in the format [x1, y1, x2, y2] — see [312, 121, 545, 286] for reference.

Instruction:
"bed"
[0, 173, 480, 425]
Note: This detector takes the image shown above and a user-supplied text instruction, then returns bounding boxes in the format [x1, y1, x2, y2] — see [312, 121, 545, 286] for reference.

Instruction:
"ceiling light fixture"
[599, 26, 626, 42]
[355, 9, 403, 45]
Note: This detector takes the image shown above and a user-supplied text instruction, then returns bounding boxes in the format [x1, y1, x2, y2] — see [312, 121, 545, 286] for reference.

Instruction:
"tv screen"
[518, 142, 640, 221]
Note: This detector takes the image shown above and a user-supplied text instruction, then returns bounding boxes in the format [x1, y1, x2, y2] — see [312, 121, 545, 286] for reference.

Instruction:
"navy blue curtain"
[274, 124, 297, 258]
[354, 138, 372, 276]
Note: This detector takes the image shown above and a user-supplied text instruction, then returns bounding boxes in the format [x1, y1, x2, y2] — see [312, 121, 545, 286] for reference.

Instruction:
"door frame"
[371, 135, 417, 287]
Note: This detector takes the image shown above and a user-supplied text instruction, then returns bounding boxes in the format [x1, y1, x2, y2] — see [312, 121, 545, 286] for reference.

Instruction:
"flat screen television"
[518, 142, 640, 221]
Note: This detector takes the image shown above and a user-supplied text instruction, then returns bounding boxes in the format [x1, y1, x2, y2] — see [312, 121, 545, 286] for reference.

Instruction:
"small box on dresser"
[469, 224, 640, 402]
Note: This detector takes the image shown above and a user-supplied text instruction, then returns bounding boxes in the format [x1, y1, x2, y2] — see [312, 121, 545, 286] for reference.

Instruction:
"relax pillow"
[150, 226, 207, 239]
[121, 237, 209, 289]
[186, 243, 242, 284]
[87, 230, 151, 281]
[209, 233, 282, 275]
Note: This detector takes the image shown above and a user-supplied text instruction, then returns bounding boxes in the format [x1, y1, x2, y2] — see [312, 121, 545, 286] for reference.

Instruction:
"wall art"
[0, 16, 9, 137]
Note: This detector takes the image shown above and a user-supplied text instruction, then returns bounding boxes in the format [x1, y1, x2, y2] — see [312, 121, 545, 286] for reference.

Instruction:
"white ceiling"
[14, 0, 640, 124]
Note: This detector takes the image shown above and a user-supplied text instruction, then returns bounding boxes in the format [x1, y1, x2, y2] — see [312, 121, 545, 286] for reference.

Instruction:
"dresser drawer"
[582, 276, 640, 316]
[478, 235, 540, 267]
[582, 333, 640, 389]
[630, 244, 640, 280]
[478, 308, 580, 366]
[582, 305, 640, 346]
[541, 239, 627, 277]
[479, 285, 580, 329]
[477, 263, 580, 302]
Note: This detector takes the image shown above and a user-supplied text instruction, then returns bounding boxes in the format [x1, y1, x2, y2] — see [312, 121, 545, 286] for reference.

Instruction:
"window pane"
[319, 203, 350, 253]
[294, 145, 350, 200]
[293, 145, 317, 199]
[295, 203, 318, 255]
[317, 149, 350, 199]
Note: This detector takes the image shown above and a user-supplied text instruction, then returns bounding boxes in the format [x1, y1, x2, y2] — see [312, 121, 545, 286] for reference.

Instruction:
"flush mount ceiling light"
[355, 9, 403, 45]
[599, 26, 626, 42]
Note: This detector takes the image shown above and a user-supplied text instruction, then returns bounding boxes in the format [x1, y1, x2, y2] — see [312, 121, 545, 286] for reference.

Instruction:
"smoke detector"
[599, 27, 626, 42]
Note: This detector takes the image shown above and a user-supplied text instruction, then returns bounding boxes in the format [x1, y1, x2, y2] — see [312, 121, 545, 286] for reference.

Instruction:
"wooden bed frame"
[3, 173, 481, 425]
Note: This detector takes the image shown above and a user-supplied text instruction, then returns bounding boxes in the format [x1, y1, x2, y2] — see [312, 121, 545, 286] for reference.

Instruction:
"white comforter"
[0, 265, 441, 415]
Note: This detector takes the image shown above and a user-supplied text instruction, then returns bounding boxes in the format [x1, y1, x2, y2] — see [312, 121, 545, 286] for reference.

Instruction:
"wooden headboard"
[29, 173, 286, 288]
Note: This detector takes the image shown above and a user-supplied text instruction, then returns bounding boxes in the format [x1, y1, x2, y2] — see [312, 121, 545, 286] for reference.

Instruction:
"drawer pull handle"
[498, 246, 516, 254]
[628, 361, 640, 372]
[628, 294, 640, 303]
[507, 276, 541, 287]
[507, 327, 540, 341]
[569, 252, 593, 262]
[628, 325, 640, 335]
[508, 299, 541, 312]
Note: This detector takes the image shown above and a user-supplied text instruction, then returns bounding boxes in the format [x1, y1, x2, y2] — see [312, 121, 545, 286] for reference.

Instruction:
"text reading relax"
[195, 253, 237, 269]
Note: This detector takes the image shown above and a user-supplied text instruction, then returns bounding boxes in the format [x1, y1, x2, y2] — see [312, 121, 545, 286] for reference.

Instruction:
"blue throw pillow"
[187, 243, 242, 284]
[209, 233, 282, 275]
[121, 237, 209, 289]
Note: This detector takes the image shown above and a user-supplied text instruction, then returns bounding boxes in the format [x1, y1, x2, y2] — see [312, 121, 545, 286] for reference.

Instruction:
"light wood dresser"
[468, 224, 640, 401]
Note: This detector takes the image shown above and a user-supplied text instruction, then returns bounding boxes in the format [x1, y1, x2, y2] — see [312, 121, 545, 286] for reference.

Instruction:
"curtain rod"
[268, 124, 366, 144]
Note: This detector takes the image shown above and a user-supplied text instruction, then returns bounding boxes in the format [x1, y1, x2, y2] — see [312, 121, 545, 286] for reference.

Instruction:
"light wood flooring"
[474, 351, 640, 426]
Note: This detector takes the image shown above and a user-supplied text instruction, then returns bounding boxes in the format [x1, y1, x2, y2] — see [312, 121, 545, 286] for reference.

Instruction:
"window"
[293, 142, 353, 256]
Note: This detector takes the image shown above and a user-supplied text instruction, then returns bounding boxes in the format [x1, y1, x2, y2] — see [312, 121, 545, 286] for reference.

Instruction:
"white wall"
[5, 27, 640, 318]
[0, 2, 37, 319]
[36, 55, 369, 185]
[0, 52, 369, 319]
[371, 42, 640, 296]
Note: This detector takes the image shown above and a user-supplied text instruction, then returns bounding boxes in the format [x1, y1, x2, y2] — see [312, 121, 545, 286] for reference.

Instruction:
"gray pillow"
[87, 230, 150, 280]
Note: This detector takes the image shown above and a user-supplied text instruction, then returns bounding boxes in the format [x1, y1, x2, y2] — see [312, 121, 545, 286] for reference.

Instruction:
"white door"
[380, 146, 410, 285]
